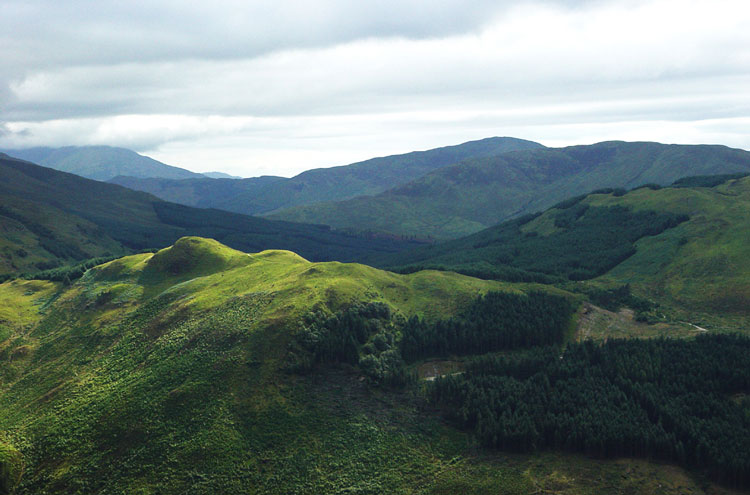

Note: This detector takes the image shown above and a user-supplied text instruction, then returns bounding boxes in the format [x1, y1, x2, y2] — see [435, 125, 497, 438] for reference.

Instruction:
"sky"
[1, 0, 749, 178]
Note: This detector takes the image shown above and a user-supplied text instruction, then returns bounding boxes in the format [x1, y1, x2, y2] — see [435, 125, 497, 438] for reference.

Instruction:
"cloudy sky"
[1, 0, 749, 177]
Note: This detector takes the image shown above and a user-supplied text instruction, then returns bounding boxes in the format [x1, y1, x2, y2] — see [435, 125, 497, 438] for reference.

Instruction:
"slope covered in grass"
[0, 237, 564, 493]
[271, 141, 750, 239]
[379, 175, 750, 320]
[1, 238, 742, 493]
[110, 137, 542, 215]
[0, 154, 419, 277]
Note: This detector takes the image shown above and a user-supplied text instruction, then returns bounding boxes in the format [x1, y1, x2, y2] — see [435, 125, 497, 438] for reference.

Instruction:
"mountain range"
[0, 153, 417, 277]
[108, 137, 543, 215]
[270, 141, 750, 239]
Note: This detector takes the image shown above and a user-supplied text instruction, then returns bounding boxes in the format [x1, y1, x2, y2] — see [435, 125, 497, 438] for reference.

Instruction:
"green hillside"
[0, 154, 418, 277]
[271, 141, 750, 239]
[109, 137, 542, 215]
[1, 146, 204, 181]
[110, 175, 285, 209]
[0, 238, 535, 493]
[0, 237, 741, 494]
[379, 175, 750, 323]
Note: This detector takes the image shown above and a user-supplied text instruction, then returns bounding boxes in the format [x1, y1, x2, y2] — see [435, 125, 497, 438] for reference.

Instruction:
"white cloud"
[1, 0, 749, 176]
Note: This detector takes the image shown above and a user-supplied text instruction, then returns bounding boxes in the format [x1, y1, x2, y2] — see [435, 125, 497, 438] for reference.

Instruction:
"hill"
[379, 174, 750, 320]
[109, 137, 543, 214]
[270, 141, 750, 239]
[1, 146, 204, 181]
[0, 237, 544, 493]
[0, 154, 418, 276]
[2, 237, 744, 494]
[110, 175, 285, 209]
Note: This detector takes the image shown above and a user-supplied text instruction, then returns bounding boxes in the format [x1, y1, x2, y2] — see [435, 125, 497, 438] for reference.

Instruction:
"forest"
[290, 291, 575, 385]
[430, 335, 750, 488]
[385, 204, 689, 282]
[400, 291, 574, 362]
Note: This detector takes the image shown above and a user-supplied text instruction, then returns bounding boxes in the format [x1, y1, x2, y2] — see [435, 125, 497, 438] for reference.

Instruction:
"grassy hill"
[0, 154, 419, 277]
[1, 146, 205, 181]
[379, 175, 750, 323]
[270, 141, 750, 239]
[0, 237, 742, 494]
[109, 137, 543, 215]
[0, 237, 536, 493]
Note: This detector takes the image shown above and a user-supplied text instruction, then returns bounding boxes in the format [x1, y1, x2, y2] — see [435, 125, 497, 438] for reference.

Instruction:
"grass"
[588, 176, 750, 321]
[0, 237, 742, 493]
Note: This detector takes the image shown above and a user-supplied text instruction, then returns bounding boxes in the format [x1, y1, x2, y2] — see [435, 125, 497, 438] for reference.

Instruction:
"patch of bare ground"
[576, 303, 698, 341]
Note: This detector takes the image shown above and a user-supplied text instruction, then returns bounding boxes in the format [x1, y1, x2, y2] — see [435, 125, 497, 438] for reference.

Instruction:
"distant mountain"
[0, 154, 419, 276]
[110, 175, 285, 210]
[201, 171, 243, 179]
[378, 173, 750, 316]
[1, 146, 204, 181]
[270, 141, 750, 239]
[109, 137, 544, 214]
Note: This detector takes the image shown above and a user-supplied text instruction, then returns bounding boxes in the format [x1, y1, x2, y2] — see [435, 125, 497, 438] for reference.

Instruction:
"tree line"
[400, 291, 574, 362]
[430, 335, 750, 488]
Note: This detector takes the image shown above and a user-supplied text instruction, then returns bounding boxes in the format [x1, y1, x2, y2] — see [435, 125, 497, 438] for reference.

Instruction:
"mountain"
[1, 146, 204, 181]
[109, 175, 285, 209]
[269, 141, 750, 239]
[109, 137, 544, 214]
[1, 237, 741, 494]
[379, 173, 750, 319]
[0, 154, 419, 276]
[201, 171, 243, 179]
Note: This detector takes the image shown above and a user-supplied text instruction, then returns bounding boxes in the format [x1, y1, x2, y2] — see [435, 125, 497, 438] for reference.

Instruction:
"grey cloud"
[1, 0, 748, 175]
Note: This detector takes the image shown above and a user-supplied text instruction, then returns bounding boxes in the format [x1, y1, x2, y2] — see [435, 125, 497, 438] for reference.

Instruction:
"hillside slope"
[110, 137, 543, 214]
[270, 141, 750, 239]
[1, 146, 204, 181]
[379, 175, 750, 319]
[0, 237, 526, 493]
[2, 237, 740, 494]
[0, 154, 418, 276]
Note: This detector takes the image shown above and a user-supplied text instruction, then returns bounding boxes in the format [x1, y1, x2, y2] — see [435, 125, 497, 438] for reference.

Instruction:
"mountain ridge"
[1, 145, 207, 181]
[270, 141, 750, 239]
[109, 136, 544, 214]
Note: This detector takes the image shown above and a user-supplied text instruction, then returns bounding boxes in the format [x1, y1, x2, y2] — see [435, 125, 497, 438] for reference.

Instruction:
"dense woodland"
[385, 204, 688, 282]
[290, 291, 575, 386]
[430, 335, 750, 488]
[400, 291, 574, 362]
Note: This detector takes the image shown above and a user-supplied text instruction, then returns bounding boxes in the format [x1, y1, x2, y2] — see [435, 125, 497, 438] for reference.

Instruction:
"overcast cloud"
[1, 0, 749, 177]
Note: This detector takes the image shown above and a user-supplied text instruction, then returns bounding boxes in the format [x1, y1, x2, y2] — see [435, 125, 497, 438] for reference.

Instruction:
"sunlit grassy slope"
[0, 237, 514, 493]
[0, 237, 740, 494]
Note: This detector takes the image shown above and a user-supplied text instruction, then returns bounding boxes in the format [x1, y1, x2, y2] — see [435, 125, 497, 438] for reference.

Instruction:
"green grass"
[0, 237, 741, 493]
[587, 176, 750, 320]
[0, 237, 529, 493]
[374, 176, 750, 328]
